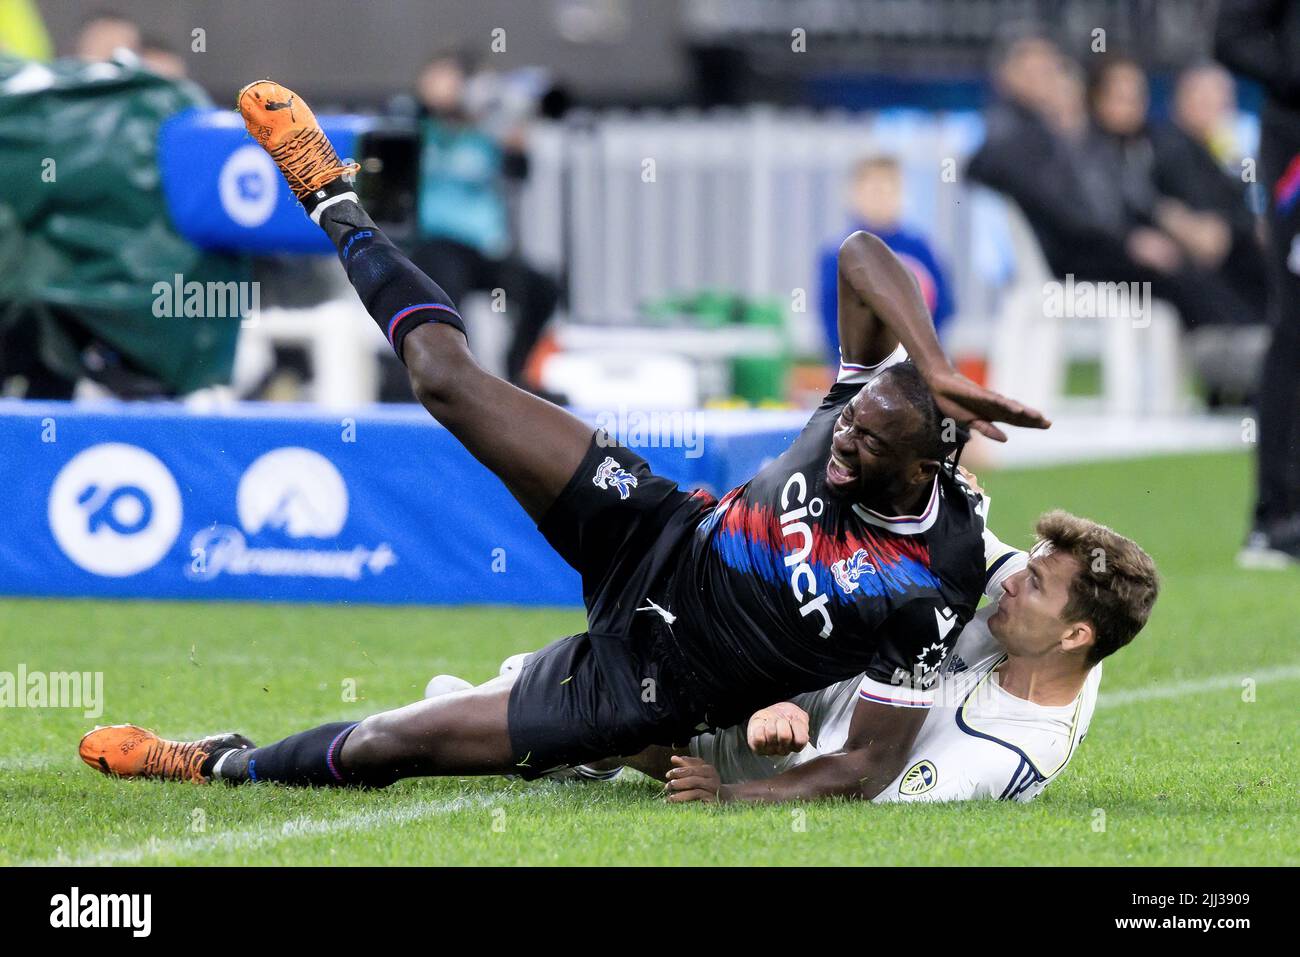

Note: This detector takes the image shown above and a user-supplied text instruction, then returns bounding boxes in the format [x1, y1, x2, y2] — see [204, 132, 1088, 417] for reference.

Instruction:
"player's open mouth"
[826, 452, 857, 489]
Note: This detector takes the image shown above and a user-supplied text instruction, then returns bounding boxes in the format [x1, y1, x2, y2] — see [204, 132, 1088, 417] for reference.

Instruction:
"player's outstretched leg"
[237, 80, 592, 521]
[80, 678, 520, 786]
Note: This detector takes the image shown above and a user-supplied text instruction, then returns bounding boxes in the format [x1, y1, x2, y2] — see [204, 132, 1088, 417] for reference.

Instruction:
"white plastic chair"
[987, 198, 1187, 416]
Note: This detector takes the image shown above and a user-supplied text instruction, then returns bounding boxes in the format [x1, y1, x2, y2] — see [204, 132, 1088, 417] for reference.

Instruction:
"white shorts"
[687, 678, 859, 784]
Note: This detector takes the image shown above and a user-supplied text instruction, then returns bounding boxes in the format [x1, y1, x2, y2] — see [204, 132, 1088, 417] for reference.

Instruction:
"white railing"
[518, 108, 988, 349]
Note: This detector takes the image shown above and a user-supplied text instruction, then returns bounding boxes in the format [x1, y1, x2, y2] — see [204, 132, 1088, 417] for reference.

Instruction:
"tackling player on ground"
[79, 81, 1049, 796]
[656, 508, 1157, 803]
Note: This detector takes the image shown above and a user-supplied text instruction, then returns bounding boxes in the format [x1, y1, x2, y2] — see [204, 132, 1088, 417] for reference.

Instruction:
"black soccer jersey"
[664, 350, 988, 721]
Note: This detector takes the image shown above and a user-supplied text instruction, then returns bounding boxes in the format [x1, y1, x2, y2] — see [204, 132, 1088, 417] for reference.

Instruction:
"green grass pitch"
[1, 451, 1296, 866]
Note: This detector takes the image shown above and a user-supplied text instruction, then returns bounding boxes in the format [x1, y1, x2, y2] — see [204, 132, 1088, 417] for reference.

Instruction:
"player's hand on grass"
[922, 366, 1051, 444]
[665, 755, 722, 803]
[746, 701, 810, 756]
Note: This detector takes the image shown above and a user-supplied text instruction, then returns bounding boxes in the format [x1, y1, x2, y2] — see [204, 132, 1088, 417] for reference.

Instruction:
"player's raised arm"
[837, 230, 1051, 442]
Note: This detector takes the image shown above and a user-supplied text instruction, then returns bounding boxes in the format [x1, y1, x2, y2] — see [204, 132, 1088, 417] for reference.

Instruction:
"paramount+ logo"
[49, 887, 151, 937]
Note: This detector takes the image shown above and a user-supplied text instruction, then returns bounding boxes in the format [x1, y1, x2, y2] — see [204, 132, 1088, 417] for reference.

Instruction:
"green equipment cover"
[0, 54, 246, 395]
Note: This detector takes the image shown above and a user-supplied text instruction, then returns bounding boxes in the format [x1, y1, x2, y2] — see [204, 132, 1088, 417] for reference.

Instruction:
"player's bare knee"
[342, 713, 407, 768]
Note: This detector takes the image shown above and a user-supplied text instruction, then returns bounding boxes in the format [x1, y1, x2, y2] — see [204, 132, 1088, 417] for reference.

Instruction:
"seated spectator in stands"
[968, 34, 1149, 278]
[818, 155, 954, 359]
[406, 48, 560, 387]
[968, 34, 1252, 331]
[1048, 57, 1090, 142]
[75, 9, 139, 61]
[1151, 62, 1268, 324]
[1083, 56, 1160, 236]
[1087, 54, 1264, 329]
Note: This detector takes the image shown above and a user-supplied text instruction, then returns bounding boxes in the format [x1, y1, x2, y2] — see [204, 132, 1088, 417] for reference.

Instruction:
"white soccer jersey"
[688, 528, 1102, 803]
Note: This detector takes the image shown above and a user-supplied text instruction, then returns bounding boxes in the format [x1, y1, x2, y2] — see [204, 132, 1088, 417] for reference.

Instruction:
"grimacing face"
[987, 542, 1089, 658]
[827, 380, 935, 505]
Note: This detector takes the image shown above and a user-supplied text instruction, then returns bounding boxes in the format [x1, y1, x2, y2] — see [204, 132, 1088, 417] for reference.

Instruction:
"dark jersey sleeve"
[854, 595, 963, 709]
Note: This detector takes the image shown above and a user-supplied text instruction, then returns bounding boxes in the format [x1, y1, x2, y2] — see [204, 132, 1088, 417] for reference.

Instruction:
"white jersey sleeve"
[836, 343, 908, 385]
[982, 521, 1026, 600]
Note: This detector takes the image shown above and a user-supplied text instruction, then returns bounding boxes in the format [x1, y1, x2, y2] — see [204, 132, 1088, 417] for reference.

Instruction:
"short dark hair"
[1035, 510, 1159, 664]
[874, 360, 950, 462]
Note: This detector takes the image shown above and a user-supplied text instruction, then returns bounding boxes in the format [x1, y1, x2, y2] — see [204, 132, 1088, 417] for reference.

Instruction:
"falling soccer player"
[79, 82, 1050, 797]
[430, 502, 1160, 804]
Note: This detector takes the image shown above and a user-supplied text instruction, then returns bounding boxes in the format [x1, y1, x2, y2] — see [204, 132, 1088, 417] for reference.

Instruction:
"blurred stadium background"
[0, 0, 1281, 607]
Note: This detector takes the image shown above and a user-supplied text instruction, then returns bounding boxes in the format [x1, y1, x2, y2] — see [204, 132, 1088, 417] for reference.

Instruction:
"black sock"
[316, 200, 466, 362]
[207, 721, 362, 787]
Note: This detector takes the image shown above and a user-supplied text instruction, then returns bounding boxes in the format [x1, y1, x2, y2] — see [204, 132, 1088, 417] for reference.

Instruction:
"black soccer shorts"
[506, 433, 716, 778]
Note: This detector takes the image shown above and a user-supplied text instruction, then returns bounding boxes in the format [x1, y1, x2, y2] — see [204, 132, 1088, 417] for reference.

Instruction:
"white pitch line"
[24, 791, 520, 867]
[0, 755, 59, 771]
[1097, 663, 1300, 708]
[10, 663, 1300, 865]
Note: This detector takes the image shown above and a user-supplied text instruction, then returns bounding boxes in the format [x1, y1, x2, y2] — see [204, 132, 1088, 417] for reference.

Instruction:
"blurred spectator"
[818, 155, 954, 358]
[1151, 63, 1269, 325]
[140, 34, 186, 80]
[968, 36, 1172, 284]
[1085, 55, 1266, 331]
[75, 9, 139, 61]
[1216, 0, 1300, 563]
[406, 48, 560, 387]
[1084, 56, 1160, 237]
[1048, 57, 1089, 140]
[967, 34, 1255, 332]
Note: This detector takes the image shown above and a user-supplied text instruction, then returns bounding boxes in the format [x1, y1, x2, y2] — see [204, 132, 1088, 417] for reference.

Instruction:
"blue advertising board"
[0, 401, 804, 606]
[158, 108, 370, 254]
